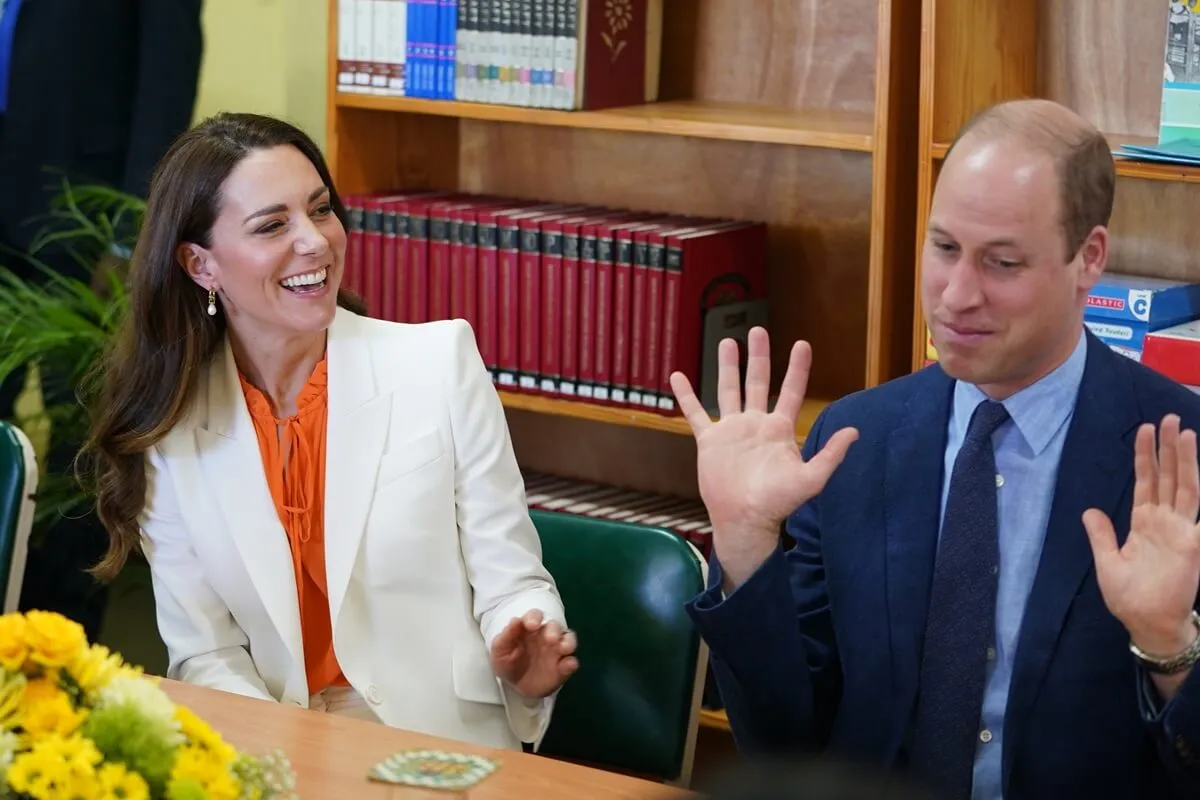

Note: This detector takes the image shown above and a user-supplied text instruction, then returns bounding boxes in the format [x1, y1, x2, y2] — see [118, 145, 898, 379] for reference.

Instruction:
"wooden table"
[161, 679, 690, 798]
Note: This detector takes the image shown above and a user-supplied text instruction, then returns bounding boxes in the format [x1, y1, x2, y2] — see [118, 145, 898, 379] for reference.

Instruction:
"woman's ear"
[176, 242, 216, 290]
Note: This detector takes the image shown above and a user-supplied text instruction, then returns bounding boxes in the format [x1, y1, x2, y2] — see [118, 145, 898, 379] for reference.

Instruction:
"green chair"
[0, 421, 37, 613]
[531, 507, 708, 787]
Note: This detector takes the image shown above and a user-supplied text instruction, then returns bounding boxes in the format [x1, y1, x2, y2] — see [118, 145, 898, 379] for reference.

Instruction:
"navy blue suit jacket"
[688, 331, 1200, 798]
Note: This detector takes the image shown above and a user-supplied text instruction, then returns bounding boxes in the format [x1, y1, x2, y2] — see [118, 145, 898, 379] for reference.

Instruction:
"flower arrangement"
[0, 609, 297, 800]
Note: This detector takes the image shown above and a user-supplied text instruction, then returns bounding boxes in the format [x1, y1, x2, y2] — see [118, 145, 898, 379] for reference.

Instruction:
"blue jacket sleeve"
[1137, 606, 1200, 792]
[684, 412, 843, 754]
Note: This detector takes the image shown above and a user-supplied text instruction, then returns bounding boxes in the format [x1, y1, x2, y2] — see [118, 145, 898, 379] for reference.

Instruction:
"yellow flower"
[23, 611, 87, 669]
[175, 705, 236, 763]
[0, 614, 29, 671]
[68, 643, 129, 695]
[6, 734, 102, 799]
[98, 762, 150, 800]
[20, 687, 88, 740]
[170, 744, 239, 800]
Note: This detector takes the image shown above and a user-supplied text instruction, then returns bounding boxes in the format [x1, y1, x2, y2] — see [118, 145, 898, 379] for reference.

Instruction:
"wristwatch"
[1129, 611, 1200, 675]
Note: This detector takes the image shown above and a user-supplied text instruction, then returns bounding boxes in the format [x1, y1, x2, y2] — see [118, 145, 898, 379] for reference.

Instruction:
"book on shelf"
[339, 190, 769, 419]
[336, 0, 664, 110]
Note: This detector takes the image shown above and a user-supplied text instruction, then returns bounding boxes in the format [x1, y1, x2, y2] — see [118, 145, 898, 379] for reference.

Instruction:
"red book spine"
[476, 212, 501, 380]
[495, 213, 522, 390]
[517, 218, 543, 393]
[393, 202, 412, 323]
[658, 240, 683, 413]
[539, 220, 566, 395]
[428, 205, 453, 321]
[361, 197, 384, 318]
[628, 228, 653, 407]
[380, 200, 399, 322]
[459, 206, 481, 343]
[448, 206, 466, 322]
[592, 226, 615, 403]
[643, 232, 667, 410]
[343, 194, 365, 298]
[610, 228, 638, 406]
[576, 222, 598, 399]
[556, 220, 582, 396]
[407, 206, 431, 323]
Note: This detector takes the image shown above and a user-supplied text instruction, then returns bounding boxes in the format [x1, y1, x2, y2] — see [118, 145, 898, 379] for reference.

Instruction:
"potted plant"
[0, 179, 143, 542]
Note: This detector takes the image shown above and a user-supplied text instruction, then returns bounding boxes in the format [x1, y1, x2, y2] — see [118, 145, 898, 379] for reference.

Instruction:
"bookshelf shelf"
[333, 93, 876, 151]
[499, 391, 828, 444]
[930, 133, 1200, 184]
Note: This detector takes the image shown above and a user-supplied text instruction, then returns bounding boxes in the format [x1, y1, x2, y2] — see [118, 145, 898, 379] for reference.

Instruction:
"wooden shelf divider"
[333, 94, 876, 151]
[499, 392, 829, 444]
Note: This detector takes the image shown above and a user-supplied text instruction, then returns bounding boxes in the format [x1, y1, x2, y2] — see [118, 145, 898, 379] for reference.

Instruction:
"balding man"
[671, 98, 1200, 799]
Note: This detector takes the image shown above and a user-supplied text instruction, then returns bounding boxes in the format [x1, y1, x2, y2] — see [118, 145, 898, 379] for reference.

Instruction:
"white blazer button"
[366, 685, 382, 705]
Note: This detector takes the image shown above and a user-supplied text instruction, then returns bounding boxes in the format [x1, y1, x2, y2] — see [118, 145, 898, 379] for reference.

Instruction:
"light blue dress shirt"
[938, 329, 1088, 800]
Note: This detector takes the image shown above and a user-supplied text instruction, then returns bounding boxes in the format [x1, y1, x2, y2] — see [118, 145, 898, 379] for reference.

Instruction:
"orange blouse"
[238, 354, 348, 697]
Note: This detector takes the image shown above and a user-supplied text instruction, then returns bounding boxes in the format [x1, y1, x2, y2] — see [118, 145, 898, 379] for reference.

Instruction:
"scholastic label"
[1086, 295, 1124, 311]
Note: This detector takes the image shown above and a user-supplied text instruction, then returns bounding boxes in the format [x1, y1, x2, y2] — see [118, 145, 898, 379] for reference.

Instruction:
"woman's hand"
[489, 610, 579, 698]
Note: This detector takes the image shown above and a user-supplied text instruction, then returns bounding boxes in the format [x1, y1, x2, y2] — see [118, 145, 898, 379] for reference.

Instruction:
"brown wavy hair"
[77, 112, 365, 581]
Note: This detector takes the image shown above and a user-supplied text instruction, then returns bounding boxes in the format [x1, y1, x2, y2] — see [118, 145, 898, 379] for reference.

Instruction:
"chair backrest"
[531, 507, 708, 786]
[0, 421, 37, 613]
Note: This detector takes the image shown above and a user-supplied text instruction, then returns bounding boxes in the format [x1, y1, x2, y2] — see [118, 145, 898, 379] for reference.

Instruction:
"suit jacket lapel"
[193, 336, 304, 671]
[323, 309, 390, 632]
[1001, 334, 1138, 786]
[884, 366, 954, 756]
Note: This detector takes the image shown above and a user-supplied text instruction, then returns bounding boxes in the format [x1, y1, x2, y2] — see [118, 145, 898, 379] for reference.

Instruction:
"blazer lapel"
[193, 338, 304, 671]
[883, 366, 955, 756]
[323, 309, 390, 631]
[1001, 334, 1138, 786]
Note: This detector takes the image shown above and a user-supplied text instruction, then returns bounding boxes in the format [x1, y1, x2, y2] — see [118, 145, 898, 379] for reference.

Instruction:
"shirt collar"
[952, 327, 1088, 456]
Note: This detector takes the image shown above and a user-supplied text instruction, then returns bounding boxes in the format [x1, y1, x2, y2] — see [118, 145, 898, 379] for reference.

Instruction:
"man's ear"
[176, 242, 216, 289]
[1076, 224, 1108, 293]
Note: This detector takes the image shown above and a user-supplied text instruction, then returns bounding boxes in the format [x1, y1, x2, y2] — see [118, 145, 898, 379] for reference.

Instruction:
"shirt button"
[366, 685, 382, 705]
[986, 647, 996, 661]
[980, 729, 993, 744]
[995, 474, 1005, 488]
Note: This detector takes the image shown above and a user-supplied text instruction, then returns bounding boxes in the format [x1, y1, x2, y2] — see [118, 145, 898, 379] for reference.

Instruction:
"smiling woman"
[73, 112, 577, 752]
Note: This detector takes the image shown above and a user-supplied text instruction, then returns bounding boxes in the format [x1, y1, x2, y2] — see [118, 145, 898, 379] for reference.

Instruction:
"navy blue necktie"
[910, 399, 1010, 800]
[0, 0, 23, 114]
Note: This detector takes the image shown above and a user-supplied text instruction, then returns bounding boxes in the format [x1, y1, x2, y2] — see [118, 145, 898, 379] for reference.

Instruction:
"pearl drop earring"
[207, 288, 217, 316]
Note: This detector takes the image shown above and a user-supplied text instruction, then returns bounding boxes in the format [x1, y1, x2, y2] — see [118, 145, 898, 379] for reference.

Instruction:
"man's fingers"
[743, 327, 772, 414]
[522, 610, 545, 631]
[773, 340, 812, 423]
[716, 337, 743, 418]
[1133, 423, 1157, 509]
[803, 426, 859, 487]
[1158, 414, 1180, 509]
[669, 371, 711, 435]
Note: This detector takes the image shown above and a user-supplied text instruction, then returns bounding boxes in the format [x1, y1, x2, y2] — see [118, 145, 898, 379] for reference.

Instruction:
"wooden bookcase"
[911, 0, 1200, 368]
[325, 1, 921, 736]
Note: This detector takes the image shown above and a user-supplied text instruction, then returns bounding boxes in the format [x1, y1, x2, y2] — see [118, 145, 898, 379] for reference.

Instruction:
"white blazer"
[138, 307, 567, 750]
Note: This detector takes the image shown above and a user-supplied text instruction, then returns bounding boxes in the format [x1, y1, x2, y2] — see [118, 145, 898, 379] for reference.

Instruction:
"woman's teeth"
[281, 267, 327, 290]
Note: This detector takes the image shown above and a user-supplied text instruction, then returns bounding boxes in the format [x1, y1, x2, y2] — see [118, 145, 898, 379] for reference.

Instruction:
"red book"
[516, 206, 590, 394]
[612, 219, 674, 406]
[658, 222, 768, 415]
[361, 196, 385, 318]
[341, 194, 367, 299]
[404, 192, 462, 323]
[475, 201, 544, 382]
[379, 200, 399, 321]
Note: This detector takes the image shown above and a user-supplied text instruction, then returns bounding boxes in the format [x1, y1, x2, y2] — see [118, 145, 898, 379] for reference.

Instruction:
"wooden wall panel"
[506, 411, 700, 499]
[458, 121, 874, 402]
[1107, 178, 1200, 280]
[1039, 0, 1166, 137]
[657, 0, 878, 113]
[327, 108, 460, 195]
[929, 0, 1039, 144]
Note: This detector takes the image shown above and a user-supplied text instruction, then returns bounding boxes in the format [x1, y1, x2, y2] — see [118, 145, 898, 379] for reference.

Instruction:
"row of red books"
[522, 470, 711, 559]
[341, 190, 767, 415]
